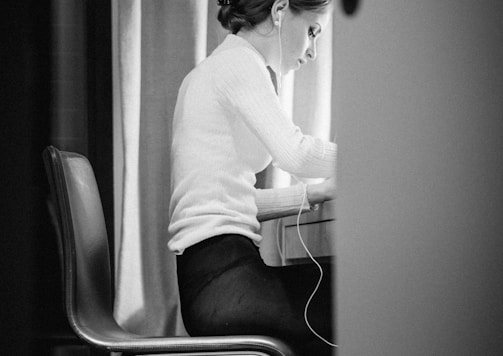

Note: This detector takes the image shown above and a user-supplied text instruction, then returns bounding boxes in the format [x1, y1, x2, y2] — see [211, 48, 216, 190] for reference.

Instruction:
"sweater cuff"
[255, 183, 313, 221]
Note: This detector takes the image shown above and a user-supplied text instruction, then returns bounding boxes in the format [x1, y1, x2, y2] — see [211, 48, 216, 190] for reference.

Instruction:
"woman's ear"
[271, 0, 289, 25]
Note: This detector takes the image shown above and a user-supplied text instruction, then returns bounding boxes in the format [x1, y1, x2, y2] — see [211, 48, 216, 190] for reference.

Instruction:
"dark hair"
[218, 0, 333, 34]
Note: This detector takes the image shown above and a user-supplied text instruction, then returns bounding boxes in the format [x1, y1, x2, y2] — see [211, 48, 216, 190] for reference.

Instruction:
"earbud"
[274, 10, 283, 27]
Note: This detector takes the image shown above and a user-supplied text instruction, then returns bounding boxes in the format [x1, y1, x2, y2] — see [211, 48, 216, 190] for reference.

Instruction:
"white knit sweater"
[168, 35, 336, 254]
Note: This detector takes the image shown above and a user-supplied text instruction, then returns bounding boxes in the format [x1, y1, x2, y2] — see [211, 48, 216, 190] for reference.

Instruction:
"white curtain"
[113, 0, 335, 336]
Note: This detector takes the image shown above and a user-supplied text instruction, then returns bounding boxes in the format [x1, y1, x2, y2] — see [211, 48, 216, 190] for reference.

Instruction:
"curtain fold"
[114, 0, 208, 336]
[114, 0, 145, 332]
[114, 0, 335, 335]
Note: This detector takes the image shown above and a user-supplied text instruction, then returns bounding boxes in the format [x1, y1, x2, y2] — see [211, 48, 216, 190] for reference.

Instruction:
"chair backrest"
[43, 146, 119, 338]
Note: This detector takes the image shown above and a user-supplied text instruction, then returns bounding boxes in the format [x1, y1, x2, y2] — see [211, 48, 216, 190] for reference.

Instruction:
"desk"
[279, 200, 336, 265]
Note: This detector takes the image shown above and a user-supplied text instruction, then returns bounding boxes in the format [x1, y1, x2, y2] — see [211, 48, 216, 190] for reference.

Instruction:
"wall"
[334, 1, 503, 355]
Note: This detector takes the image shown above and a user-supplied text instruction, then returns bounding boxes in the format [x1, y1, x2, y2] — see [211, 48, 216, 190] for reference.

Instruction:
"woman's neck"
[236, 23, 278, 71]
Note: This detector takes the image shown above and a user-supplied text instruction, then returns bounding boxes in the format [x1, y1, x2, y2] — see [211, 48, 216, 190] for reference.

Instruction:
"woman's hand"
[306, 177, 336, 205]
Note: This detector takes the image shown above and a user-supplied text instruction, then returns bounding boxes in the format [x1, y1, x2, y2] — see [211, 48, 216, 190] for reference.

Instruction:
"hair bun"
[217, 0, 249, 34]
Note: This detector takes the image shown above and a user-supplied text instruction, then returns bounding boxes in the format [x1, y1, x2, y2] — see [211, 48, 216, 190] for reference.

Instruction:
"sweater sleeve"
[255, 184, 312, 222]
[214, 48, 336, 179]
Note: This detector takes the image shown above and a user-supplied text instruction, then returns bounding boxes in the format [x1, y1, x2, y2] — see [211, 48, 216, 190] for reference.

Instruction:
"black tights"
[176, 234, 335, 356]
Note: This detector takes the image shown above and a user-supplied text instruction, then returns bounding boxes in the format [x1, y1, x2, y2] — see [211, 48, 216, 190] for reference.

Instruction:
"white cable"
[275, 219, 285, 262]
[277, 14, 282, 94]
[277, 12, 335, 345]
[298, 183, 338, 348]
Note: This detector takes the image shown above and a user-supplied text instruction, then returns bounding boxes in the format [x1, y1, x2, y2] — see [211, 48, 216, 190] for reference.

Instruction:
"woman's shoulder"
[201, 35, 266, 73]
[203, 45, 264, 74]
[184, 35, 271, 92]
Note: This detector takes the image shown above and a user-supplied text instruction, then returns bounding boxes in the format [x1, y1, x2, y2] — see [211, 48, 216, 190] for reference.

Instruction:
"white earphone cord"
[277, 14, 282, 93]
[298, 183, 338, 348]
[279, 14, 336, 346]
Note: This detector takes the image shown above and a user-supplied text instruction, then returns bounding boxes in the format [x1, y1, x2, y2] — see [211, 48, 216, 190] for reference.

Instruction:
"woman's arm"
[256, 177, 336, 222]
[306, 177, 337, 205]
[214, 48, 336, 179]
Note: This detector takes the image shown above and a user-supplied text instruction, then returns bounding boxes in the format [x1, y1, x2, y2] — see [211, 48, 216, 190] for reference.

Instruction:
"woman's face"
[277, 9, 331, 74]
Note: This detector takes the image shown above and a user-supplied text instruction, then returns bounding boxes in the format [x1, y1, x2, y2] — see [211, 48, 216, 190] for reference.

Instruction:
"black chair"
[43, 145, 295, 356]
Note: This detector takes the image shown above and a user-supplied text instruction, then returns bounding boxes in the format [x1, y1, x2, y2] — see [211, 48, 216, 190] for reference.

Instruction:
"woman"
[168, 0, 336, 354]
